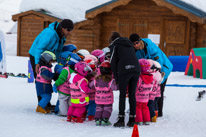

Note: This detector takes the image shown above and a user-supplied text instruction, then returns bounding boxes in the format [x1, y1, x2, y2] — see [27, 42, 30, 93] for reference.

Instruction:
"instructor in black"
[109, 32, 140, 127]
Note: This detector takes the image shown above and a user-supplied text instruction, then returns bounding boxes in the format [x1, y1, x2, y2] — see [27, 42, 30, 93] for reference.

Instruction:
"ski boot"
[196, 90, 206, 101]
[144, 122, 150, 125]
[67, 116, 72, 122]
[71, 117, 84, 123]
[101, 118, 112, 126]
[127, 115, 136, 127]
[155, 110, 158, 118]
[45, 103, 56, 113]
[81, 112, 87, 121]
[113, 115, 125, 127]
[36, 105, 50, 114]
[151, 116, 157, 122]
[136, 122, 143, 126]
[95, 118, 101, 126]
[88, 115, 95, 121]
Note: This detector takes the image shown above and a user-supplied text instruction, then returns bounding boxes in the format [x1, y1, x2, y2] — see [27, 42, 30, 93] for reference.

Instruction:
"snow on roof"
[19, 0, 111, 23]
[180, 0, 206, 14]
[19, 0, 206, 23]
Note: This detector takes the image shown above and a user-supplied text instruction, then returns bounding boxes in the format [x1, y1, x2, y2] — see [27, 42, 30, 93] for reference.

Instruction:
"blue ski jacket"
[29, 21, 66, 64]
[135, 38, 173, 83]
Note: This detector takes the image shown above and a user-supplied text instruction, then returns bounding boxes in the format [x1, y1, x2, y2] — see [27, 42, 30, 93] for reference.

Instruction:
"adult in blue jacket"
[129, 33, 173, 117]
[29, 19, 74, 108]
[29, 19, 73, 79]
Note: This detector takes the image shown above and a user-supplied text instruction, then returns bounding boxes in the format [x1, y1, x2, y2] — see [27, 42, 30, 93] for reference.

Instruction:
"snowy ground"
[1, 0, 206, 136]
[0, 56, 206, 137]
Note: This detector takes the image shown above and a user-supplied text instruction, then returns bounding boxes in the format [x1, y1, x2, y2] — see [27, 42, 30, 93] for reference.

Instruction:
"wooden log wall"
[18, 14, 44, 56]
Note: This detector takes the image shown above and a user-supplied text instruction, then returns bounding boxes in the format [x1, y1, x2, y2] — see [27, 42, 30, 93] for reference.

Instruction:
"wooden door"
[161, 17, 190, 56]
[118, 18, 148, 38]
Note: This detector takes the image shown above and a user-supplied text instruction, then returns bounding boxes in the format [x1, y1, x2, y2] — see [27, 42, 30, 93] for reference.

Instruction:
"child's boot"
[136, 122, 143, 126]
[88, 115, 95, 121]
[101, 118, 112, 126]
[95, 118, 101, 126]
[71, 117, 77, 123]
[144, 122, 150, 125]
[81, 112, 87, 121]
[67, 116, 72, 122]
[36, 105, 50, 114]
[113, 115, 125, 127]
[76, 117, 84, 123]
[151, 116, 157, 122]
[155, 111, 158, 118]
[127, 115, 136, 127]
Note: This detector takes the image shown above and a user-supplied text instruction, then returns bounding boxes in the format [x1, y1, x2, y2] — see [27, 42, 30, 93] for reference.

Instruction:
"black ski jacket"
[109, 37, 140, 83]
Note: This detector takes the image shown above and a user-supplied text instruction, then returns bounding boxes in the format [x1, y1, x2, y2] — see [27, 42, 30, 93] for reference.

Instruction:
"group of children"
[35, 44, 164, 126]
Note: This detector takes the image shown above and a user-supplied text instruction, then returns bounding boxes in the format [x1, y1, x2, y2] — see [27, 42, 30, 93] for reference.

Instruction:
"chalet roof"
[12, 10, 62, 22]
[86, 0, 206, 24]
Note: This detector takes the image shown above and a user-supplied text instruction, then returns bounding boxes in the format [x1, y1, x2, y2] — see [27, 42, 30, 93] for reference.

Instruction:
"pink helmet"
[74, 61, 92, 77]
[84, 55, 98, 71]
[91, 49, 105, 64]
[138, 59, 151, 73]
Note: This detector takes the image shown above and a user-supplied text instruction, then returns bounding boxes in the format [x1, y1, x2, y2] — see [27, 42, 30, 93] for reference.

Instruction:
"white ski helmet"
[77, 49, 90, 56]
[102, 47, 110, 54]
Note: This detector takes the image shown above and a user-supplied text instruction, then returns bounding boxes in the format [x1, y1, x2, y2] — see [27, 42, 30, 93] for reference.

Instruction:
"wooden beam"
[152, 0, 204, 24]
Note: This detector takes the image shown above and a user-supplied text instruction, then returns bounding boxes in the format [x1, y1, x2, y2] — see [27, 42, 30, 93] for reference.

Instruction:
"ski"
[6, 73, 28, 78]
[0, 72, 8, 78]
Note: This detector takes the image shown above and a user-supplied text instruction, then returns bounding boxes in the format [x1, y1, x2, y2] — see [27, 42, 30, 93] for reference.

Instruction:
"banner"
[0, 30, 6, 73]
[28, 60, 34, 83]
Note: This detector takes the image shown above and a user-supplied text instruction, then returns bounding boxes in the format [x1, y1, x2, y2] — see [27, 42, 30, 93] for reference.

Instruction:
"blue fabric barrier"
[168, 56, 189, 72]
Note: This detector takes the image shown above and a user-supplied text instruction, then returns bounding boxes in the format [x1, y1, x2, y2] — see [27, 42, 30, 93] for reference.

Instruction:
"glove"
[53, 73, 59, 81]
[52, 84, 58, 93]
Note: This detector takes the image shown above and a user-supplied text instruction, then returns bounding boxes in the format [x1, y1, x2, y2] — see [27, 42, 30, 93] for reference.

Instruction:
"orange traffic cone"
[131, 124, 139, 137]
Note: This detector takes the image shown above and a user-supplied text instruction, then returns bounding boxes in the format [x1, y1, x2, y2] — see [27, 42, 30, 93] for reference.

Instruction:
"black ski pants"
[118, 72, 140, 116]
[158, 79, 167, 116]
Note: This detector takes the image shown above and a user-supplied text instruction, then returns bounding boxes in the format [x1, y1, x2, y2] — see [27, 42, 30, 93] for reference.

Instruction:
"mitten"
[52, 84, 58, 93]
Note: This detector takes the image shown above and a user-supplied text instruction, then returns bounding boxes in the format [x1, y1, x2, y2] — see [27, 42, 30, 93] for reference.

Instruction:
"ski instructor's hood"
[109, 37, 140, 82]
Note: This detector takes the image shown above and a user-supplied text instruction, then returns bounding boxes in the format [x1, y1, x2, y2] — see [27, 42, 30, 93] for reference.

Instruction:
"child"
[102, 47, 110, 61]
[67, 61, 92, 123]
[54, 44, 78, 74]
[35, 51, 57, 114]
[62, 44, 77, 53]
[90, 61, 117, 126]
[53, 52, 81, 116]
[149, 60, 163, 120]
[135, 59, 154, 125]
[91, 49, 105, 65]
[84, 55, 98, 121]
[91, 49, 105, 75]
[54, 51, 74, 75]
[76, 49, 90, 60]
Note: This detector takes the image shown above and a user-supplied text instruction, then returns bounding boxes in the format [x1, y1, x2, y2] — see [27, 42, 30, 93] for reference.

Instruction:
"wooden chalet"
[12, 0, 206, 56]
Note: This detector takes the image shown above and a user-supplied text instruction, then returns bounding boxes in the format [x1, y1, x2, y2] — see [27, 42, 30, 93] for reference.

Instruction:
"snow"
[1, 1, 206, 137]
[19, 0, 206, 24]
[19, 0, 111, 23]
[181, 0, 206, 14]
[1, 56, 206, 137]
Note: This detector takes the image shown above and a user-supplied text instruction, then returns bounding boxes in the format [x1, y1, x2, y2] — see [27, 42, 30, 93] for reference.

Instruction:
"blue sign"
[28, 60, 34, 83]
